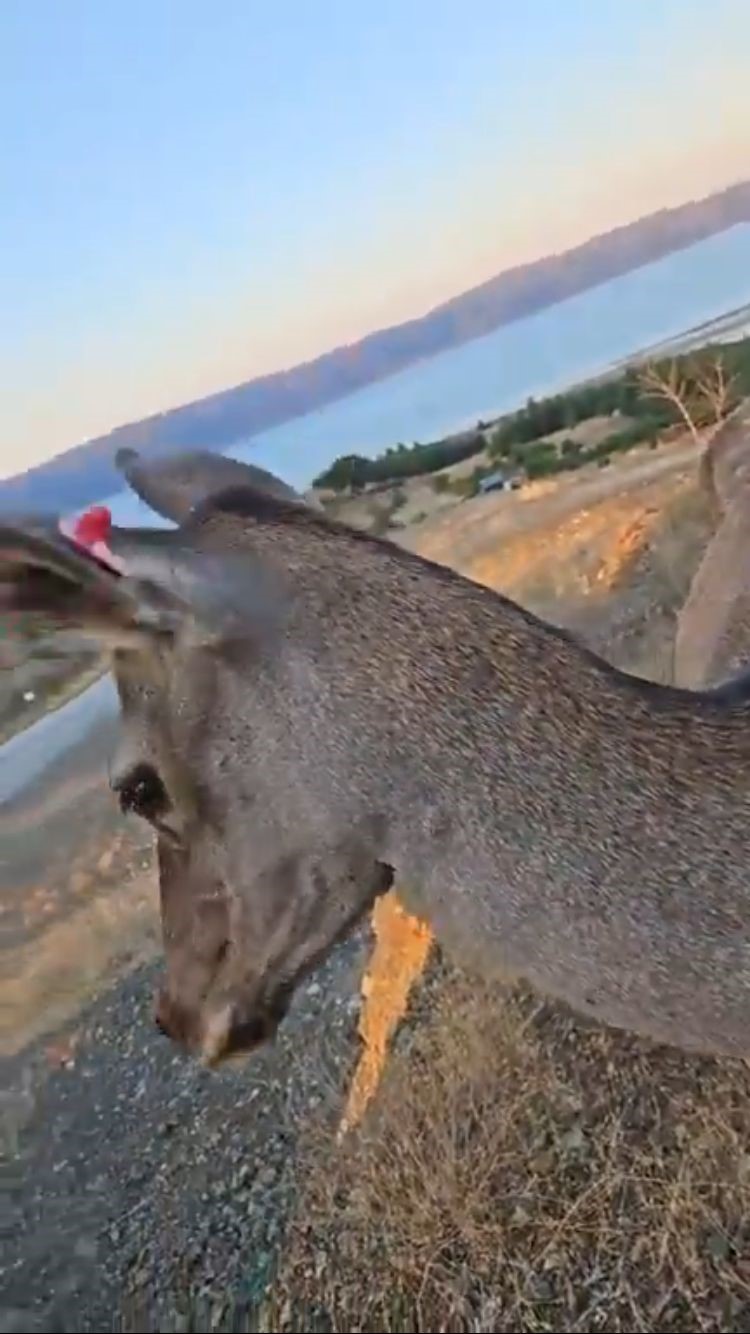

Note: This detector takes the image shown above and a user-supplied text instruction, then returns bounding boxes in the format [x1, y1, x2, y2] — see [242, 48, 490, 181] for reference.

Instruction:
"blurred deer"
[675, 401, 750, 689]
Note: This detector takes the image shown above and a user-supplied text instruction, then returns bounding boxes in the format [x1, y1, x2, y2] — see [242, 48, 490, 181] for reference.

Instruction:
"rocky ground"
[3, 927, 373, 1333]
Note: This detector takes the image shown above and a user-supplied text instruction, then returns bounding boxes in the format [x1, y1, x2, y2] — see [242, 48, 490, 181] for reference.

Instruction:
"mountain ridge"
[2, 179, 748, 515]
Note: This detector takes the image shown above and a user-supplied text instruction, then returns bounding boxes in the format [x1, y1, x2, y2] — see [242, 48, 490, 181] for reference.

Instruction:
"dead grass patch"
[268, 966, 750, 1333]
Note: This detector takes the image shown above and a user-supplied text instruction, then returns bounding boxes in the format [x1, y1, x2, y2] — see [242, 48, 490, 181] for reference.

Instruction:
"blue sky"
[1, 0, 747, 474]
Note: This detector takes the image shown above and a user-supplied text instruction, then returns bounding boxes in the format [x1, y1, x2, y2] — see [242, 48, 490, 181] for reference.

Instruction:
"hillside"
[1, 180, 748, 516]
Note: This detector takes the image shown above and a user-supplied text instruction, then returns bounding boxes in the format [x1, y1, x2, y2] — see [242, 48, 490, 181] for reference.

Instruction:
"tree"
[693, 352, 740, 426]
[313, 453, 370, 492]
[636, 352, 740, 446]
[561, 437, 583, 461]
[635, 359, 703, 445]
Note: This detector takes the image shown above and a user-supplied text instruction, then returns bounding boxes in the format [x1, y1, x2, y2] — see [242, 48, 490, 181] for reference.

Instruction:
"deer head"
[0, 450, 392, 1064]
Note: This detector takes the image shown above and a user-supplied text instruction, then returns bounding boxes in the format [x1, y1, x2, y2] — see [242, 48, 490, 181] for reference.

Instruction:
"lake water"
[4, 222, 750, 800]
[99, 221, 750, 524]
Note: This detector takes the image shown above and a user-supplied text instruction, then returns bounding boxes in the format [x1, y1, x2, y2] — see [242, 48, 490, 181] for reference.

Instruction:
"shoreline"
[439, 300, 750, 445]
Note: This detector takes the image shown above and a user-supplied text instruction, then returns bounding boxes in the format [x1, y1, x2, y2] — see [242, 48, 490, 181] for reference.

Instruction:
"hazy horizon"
[2, 0, 748, 474]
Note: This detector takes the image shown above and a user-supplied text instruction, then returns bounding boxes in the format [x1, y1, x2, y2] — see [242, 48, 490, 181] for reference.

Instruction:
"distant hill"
[2, 180, 748, 515]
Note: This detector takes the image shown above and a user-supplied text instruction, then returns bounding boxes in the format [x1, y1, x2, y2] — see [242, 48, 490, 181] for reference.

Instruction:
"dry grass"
[539, 414, 635, 451]
[268, 965, 750, 1333]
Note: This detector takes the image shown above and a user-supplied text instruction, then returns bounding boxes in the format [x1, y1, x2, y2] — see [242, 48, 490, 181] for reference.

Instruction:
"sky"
[0, 0, 748, 477]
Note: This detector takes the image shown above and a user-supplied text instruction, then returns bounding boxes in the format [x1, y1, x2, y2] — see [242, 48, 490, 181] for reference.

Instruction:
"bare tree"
[635, 359, 703, 445]
[636, 352, 739, 446]
[693, 352, 739, 426]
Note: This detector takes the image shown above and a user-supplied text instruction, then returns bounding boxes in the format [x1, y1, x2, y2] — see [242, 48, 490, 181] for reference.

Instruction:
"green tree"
[314, 453, 370, 492]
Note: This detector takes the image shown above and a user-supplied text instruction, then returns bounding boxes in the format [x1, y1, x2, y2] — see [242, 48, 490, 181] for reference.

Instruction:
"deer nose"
[154, 1004, 170, 1038]
[153, 987, 193, 1048]
[153, 988, 174, 1038]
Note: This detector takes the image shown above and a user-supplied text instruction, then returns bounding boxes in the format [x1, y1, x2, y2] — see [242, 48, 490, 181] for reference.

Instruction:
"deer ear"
[0, 515, 140, 639]
[116, 447, 310, 524]
[107, 526, 287, 644]
[0, 518, 192, 644]
[1, 515, 286, 648]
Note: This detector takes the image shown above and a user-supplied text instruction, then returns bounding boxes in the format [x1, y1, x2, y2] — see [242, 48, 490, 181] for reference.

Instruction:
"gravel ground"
[2, 926, 372, 1333]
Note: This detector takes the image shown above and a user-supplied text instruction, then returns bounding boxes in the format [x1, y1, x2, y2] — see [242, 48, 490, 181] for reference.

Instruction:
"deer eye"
[115, 763, 170, 823]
